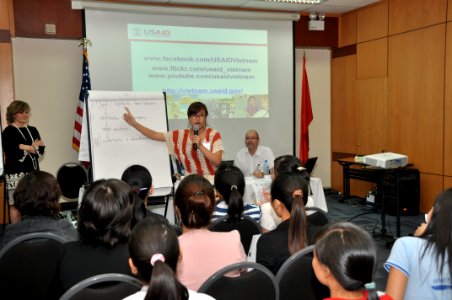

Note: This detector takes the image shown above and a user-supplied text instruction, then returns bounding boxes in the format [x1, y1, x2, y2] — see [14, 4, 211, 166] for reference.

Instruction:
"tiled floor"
[324, 190, 424, 292]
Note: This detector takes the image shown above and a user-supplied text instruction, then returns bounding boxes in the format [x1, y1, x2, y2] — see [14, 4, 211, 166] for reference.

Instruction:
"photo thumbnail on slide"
[128, 24, 269, 119]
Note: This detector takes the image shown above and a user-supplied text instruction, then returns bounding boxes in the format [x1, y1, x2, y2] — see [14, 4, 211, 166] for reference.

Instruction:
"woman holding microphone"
[123, 101, 223, 177]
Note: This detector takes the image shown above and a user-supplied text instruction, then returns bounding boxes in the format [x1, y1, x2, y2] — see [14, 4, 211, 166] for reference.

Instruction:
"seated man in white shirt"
[234, 129, 275, 178]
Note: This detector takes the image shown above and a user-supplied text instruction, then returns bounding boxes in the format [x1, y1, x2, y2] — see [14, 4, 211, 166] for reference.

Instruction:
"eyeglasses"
[246, 137, 259, 140]
[191, 113, 206, 119]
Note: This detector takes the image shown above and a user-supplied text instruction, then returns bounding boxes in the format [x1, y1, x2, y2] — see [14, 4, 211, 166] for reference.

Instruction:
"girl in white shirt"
[124, 218, 214, 300]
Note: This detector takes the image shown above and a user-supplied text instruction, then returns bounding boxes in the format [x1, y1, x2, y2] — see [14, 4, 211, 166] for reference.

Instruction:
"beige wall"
[12, 38, 80, 176]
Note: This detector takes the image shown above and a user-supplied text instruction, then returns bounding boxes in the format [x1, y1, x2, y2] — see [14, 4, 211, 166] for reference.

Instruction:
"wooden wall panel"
[419, 173, 443, 213]
[444, 22, 452, 176]
[387, 25, 445, 174]
[350, 180, 373, 198]
[0, 0, 14, 39]
[13, 0, 82, 39]
[0, 43, 14, 114]
[294, 16, 338, 48]
[356, 78, 388, 155]
[444, 176, 452, 188]
[449, 0, 452, 21]
[331, 55, 357, 154]
[331, 161, 372, 199]
[339, 12, 356, 47]
[357, 38, 387, 79]
[357, 1, 388, 43]
[389, 0, 447, 35]
[0, 0, 11, 29]
[331, 161, 343, 192]
[0, 0, 14, 223]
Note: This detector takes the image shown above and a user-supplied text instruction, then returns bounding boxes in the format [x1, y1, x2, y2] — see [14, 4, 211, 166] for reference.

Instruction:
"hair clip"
[194, 191, 204, 196]
[230, 185, 238, 191]
[150, 253, 165, 266]
[292, 190, 303, 197]
[297, 166, 307, 171]
[132, 187, 148, 194]
[364, 282, 376, 290]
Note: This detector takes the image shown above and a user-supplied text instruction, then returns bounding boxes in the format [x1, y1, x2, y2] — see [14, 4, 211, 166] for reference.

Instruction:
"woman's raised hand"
[123, 107, 136, 126]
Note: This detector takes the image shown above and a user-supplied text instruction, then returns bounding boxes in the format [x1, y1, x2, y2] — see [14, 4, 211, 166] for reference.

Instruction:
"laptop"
[304, 157, 318, 174]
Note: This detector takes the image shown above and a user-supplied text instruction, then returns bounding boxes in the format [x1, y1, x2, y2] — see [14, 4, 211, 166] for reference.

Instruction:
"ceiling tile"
[323, 0, 379, 7]
[102, 0, 382, 14]
[242, 1, 315, 11]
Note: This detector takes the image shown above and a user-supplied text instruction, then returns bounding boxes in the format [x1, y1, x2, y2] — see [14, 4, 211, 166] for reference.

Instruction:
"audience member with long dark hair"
[211, 164, 261, 253]
[260, 154, 312, 232]
[212, 164, 261, 222]
[385, 188, 452, 299]
[256, 171, 316, 274]
[272, 155, 308, 179]
[313, 222, 392, 300]
[175, 174, 246, 291]
[0, 171, 78, 249]
[58, 179, 134, 292]
[124, 218, 214, 300]
[121, 164, 168, 227]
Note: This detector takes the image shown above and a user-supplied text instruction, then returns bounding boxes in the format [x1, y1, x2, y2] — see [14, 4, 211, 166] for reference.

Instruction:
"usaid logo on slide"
[146, 29, 171, 37]
[131, 27, 171, 38]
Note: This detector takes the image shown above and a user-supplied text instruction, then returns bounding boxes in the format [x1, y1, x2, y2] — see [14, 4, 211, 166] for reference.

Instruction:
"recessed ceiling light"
[262, 0, 324, 4]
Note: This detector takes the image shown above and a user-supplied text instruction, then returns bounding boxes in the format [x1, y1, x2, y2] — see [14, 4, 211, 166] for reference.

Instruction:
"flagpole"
[72, 39, 92, 153]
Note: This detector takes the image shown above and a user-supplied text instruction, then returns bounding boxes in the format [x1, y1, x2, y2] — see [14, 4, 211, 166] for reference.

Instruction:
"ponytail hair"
[420, 188, 452, 285]
[174, 175, 215, 229]
[121, 165, 153, 228]
[121, 165, 153, 200]
[315, 222, 379, 300]
[145, 258, 188, 300]
[214, 164, 245, 222]
[270, 171, 308, 254]
[273, 155, 311, 200]
[129, 219, 188, 300]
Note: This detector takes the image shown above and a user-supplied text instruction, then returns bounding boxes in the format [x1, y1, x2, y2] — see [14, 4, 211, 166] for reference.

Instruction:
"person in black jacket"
[121, 164, 168, 228]
[256, 170, 319, 274]
[2, 100, 45, 223]
[58, 179, 134, 292]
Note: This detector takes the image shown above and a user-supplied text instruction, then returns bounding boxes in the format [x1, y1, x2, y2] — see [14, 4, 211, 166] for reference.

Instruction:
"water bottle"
[263, 160, 270, 175]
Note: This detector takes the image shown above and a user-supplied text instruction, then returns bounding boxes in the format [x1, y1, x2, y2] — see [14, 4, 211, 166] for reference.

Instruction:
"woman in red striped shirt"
[124, 102, 223, 177]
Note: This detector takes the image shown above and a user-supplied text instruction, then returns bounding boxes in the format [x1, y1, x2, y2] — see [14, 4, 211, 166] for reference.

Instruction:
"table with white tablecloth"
[244, 176, 328, 231]
[243, 176, 328, 213]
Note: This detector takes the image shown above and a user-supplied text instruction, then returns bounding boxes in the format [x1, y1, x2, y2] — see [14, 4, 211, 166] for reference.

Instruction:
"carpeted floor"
[323, 189, 424, 292]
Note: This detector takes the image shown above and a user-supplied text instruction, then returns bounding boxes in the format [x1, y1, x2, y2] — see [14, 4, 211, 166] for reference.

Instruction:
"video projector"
[363, 152, 408, 169]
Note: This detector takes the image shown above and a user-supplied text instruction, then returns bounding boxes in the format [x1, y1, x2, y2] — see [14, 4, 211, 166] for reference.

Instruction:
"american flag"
[72, 49, 91, 151]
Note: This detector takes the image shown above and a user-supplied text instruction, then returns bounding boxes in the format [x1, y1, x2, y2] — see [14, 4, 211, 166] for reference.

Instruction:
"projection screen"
[85, 8, 294, 160]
